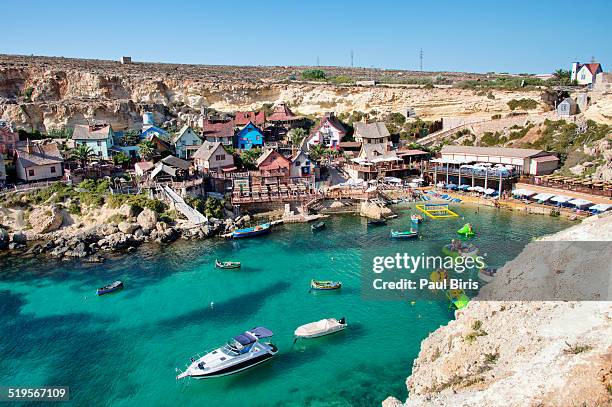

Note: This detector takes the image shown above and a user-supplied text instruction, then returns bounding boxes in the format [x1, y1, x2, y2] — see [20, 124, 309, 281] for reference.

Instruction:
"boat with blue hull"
[96, 281, 123, 295]
[232, 223, 271, 238]
[176, 327, 278, 379]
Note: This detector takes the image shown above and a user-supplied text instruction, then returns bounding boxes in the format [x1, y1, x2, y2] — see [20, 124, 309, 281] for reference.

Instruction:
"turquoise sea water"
[0, 205, 572, 406]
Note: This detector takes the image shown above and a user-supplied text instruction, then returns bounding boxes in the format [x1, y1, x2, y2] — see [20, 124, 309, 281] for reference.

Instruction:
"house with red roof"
[266, 103, 302, 127]
[306, 112, 346, 149]
[234, 111, 266, 127]
[571, 62, 604, 85]
[255, 149, 290, 177]
[201, 118, 235, 146]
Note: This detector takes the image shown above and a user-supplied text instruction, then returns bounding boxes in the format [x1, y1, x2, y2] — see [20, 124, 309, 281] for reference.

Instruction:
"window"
[50, 166, 56, 173]
[215, 154, 225, 161]
[28, 169, 35, 177]
[581, 74, 586, 80]
[97, 141, 102, 147]
[295, 161, 301, 166]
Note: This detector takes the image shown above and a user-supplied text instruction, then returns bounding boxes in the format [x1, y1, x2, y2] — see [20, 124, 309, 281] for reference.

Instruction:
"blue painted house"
[141, 126, 170, 140]
[235, 122, 264, 150]
[72, 124, 115, 159]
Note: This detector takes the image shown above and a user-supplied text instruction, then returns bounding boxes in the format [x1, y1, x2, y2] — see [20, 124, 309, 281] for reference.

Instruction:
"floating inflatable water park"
[415, 203, 460, 219]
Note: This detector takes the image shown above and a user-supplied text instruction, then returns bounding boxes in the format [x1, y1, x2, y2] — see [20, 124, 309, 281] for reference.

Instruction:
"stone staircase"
[161, 185, 208, 225]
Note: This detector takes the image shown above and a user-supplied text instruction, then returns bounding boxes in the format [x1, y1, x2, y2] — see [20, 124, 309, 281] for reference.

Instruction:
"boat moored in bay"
[176, 327, 278, 380]
[310, 280, 342, 290]
[215, 260, 241, 269]
[232, 223, 271, 239]
[311, 221, 326, 231]
[390, 229, 419, 239]
[294, 317, 347, 339]
[96, 281, 123, 295]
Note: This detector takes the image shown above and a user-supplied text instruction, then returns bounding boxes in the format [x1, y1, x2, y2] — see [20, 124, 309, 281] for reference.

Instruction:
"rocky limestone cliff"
[0, 55, 544, 131]
[385, 214, 612, 407]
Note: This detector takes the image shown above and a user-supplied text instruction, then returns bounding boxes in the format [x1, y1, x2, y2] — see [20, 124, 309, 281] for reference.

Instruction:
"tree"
[137, 140, 157, 161]
[288, 128, 307, 146]
[240, 148, 263, 169]
[308, 144, 326, 163]
[112, 153, 131, 167]
[121, 130, 141, 146]
[70, 145, 96, 168]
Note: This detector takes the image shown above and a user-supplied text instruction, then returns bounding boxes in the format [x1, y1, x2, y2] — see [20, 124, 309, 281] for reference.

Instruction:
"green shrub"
[507, 98, 538, 111]
[301, 69, 326, 81]
[484, 352, 499, 364]
[106, 194, 130, 209]
[68, 202, 81, 215]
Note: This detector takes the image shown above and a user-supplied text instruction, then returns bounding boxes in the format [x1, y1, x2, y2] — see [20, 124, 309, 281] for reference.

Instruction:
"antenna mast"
[419, 49, 424, 71]
[350, 50, 354, 68]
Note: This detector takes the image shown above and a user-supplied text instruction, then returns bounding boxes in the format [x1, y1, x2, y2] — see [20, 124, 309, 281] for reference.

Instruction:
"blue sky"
[2, 0, 610, 74]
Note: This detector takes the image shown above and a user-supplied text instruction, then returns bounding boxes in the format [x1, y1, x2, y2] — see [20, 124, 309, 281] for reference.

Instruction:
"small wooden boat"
[368, 218, 387, 226]
[311, 221, 326, 231]
[294, 317, 347, 338]
[385, 214, 399, 219]
[96, 280, 123, 295]
[410, 214, 423, 224]
[310, 280, 342, 290]
[232, 223, 271, 238]
[215, 260, 241, 269]
[390, 230, 418, 239]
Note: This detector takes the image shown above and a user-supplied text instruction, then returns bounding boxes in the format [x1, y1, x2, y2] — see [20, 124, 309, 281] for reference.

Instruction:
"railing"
[344, 163, 411, 173]
[232, 191, 320, 204]
[428, 166, 521, 179]
[0, 180, 69, 197]
[520, 177, 612, 198]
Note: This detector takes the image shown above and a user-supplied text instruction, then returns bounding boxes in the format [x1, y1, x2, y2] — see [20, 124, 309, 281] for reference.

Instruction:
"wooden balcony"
[344, 162, 411, 173]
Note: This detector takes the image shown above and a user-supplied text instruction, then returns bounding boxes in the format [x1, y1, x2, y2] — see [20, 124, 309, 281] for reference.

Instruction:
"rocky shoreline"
[0, 205, 255, 263]
[383, 213, 612, 407]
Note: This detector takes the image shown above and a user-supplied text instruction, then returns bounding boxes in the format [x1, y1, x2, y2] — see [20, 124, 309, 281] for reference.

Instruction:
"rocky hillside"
[384, 214, 612, 407]
[0, 55, 542, 131]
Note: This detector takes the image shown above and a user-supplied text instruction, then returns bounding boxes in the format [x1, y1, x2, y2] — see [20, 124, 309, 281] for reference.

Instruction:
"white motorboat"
[294, 317, 347, 339]
[176, 327, 278, 379]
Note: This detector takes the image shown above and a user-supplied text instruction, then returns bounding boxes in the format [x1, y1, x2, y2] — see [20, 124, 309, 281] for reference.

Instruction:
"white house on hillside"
[306, 112, 346, 149]
[353, 122, 391, 145]
[172, 126, 202, 159]
[290, 149, 314, 178]
[192, 141, 234, 172]
[571, 62, 603, 85]
[14, 141, 64, 182]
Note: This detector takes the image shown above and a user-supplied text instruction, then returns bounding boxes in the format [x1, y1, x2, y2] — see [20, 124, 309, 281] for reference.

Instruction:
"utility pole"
[419, 49, 424, 72]
[317, 56, 320, 67]
[350, 50, 354, 68]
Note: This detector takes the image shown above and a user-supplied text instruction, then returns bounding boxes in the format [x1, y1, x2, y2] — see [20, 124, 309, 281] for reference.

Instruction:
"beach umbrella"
[568, 198, 593, 209]
[589, 204, 612, 213]
[532, 193, 555, 202]
[550, 195, 571, 204]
